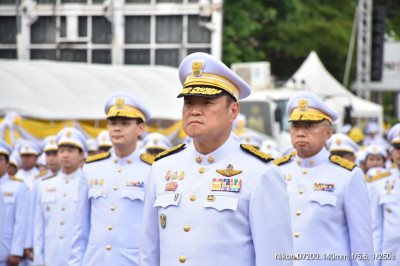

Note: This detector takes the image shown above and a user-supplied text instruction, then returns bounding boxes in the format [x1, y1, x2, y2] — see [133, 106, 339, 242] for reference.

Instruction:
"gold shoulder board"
[240, 144, 273, 163]
[42, 173, 57, 181]
[365, 175, 372, 183]
[329, 155, 356, 171]
[10, 176, 23, 182]
[155, 144, 186, 162]
[86, 152, 111, 163]
[371, 170, 391, 182]
[273, 155, 292, 166]
[35, 170, 49, 179]
[141, 153, 155, 165]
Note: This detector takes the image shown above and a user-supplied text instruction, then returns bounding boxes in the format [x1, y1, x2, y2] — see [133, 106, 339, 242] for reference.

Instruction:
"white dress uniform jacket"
[0, 193, 4, 251]
[34, 169, 82, 266]
[0, 174, 29, 264]
[69, 148, 152, 266]
[368, 167, 400, 266]
[140, 136, 293, 266]
[276, 148, 374, 266]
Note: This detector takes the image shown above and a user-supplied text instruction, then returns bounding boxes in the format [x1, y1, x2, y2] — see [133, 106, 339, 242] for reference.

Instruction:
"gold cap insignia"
[336, 139, 341, 145]
[298, 99, 308, 110]
[153, 139, 158, 144]
[192, 60, 204, 77]
[116, 98, 124, 108]
[102, 136, 106, 141]
[373, 147, 377, 152]
[50, 139, 55, 144]
[398, 130, 400, 136]
[25, 146, 29, 150]
[66, 132, 72, 137]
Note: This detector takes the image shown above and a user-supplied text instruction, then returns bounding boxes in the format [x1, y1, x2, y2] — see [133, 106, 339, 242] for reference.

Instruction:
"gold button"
[310, 160, 315, 166]
[118, 168, 122, 173]
[59, 235, 63, 239]
[127, 158, 132, 163]
[190, 195, 196, 201]
[60, 221, 64, 225]
[207, 195, 215, 202]
[183, 225, 190, 232]
[110, 206, 115, 211]
[302, 169, 307, 174]
[286, 175, 291, 181]
[65, 180, 69, 184]
[199, 167, 205, 174]
[294, 232, 300, 238]
[108, 225, 113, 230]
[299, 189, 304, 194]
[114, 158, 117, 163]
[179, 256, 186, 263]
[63, 193, 67, 197]
[196, 156, 202, 163]
[387, 208, 392, 213]
[207, 156, 215, 163]
[61, 207, 65, 211]
[106, 245, 111, 250]
[296, 210, 301, 216]
[71, 175, 74, 179]
[297, 160, 301, 165]
[113, 186, 118, 190]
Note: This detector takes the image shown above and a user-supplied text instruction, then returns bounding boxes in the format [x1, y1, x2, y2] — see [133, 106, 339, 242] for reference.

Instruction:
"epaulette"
[85, 152, 110, 163]
[10, 176, 23, 182]
[365, 175, 372, 183]
[273, 155, 292, 166]
[370, 170, 391, 182]
[240, 144, 273, 163]
[329, 155, 356, 171]
[155, 144, 186, 162]
[141, 153, 154, 165]
[35, 170, 49, 179]
[42, 172, 57, 181]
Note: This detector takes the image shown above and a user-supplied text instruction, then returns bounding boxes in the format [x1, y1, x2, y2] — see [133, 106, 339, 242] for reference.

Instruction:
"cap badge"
[102, 136, 106, 141]
[398, 130, 400, 136]
[116, 98, 124, 108]
[25, 146, 29, 151]
[192, 59, 204, 77]
[50, 139, 55, 144]
[298, 99, 308, 110]
[66, 132, 72, 138]
[153, 139, 158, 144]
[336, 139, 341, 145]
[216, 164, 242, 177]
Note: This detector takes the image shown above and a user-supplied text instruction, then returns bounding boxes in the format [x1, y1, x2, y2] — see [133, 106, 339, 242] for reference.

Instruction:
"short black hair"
[58, 144, 83, 153]
[107, 117, 144, 124]
[0, 153, 9, 163]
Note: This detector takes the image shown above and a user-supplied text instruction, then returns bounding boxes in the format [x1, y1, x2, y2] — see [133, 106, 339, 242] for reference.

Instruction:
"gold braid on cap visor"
[289, 107, 332, 123]
[0, 151, 9, 156]
[107, 105, 146, 121]
[183, 73, 240, 100]
[58, 141, 83, 150]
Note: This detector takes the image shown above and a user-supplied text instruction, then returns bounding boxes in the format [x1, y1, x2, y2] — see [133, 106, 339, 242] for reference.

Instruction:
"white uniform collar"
[111, 147, 140, 165]
[60, 168, 82, 182]
[295, 147, 329, 168]
[189, 135, 236, 165]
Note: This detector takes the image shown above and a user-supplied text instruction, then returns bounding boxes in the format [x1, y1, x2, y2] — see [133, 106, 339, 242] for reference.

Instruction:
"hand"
[23, 248, 34, 261]
[6, 255, 21, 266]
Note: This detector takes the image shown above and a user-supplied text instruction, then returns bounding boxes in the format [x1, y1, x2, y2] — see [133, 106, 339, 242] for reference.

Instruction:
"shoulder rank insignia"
[42, 173, 57, 181]
[10, 176, 23, 182]
[365, 175, 372, 183]
[329, 155, 356, 171]
[370, 169, 391, 182]
[155, 144, 186, 162]
[240, 144, 273, 163]
[216, 164, 242, 177]
[86, 152, 110, 163]
[141, 153, 154, 165]
[273, 155, 292, 166]
[35, 170, 49, 179]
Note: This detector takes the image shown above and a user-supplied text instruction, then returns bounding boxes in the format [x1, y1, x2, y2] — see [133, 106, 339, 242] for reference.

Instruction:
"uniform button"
[296, 210, 301, 216]
[61, 207, 65, 211]
[106, 245, 111, 250]
[189, 195, 196, 201]
[63, 193, 67, 197]
[199, 167, 205, 174]
[110, 206, 115, 211]
[108, 225, 113, 230]
[309, 160, 315, 166]
[179, 256, 186, 263]
[302, 169, 307, 174]
[61, 221, 64, 225]
[59, 235, 63, 239]
[65, 180, 69, 184]
[114, 158, 118, 163]
[196, 156, 202, 163]
[207, 156, 215, 163]
[299, 189, 304, 194]
[113, 186, 118, 191]
[118, 168, 122, 172]
[297, 160, 301, 165]
[294, 232, 300, 238]
[127, 158, 132, 164]
[183, 225, 190, 232]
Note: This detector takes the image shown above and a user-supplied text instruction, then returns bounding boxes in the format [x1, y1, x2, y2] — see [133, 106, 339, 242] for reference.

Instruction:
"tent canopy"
[0, 59, 183, 121]
[283, 51, 383, 131]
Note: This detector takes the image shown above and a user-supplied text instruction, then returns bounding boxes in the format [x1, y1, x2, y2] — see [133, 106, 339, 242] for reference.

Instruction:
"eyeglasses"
[290, 121, 328, 133]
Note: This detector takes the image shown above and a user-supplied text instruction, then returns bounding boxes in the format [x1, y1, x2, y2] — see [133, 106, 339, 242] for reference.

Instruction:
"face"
[365, 154, 385, 170]
[45, 151, 60, 173]
[0, 155, 9, 177]
[392, 147, 400, 168]
[107, 118, 144, 147]
[58, 146, 83, 173]
[290, 120, 333, 159]
[7, 165, 18, 176]
[182, 96, 239, 143]
[20, 154, 38, 171]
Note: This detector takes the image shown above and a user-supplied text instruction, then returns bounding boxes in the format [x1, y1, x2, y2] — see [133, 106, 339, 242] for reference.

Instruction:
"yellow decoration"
[298, 99, 308, 110]
[192, 60, 204, 76]
[116, 98, 124, 107]
[180, 87, 222, 96]
[289, 107, 332, 123]
[86, 152, 111, 163]
[240, 144, 273, 162]
[329, 155, 356, 171]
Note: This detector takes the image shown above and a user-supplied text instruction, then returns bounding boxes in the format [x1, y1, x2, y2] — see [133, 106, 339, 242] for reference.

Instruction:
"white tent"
[0, 59, 183, 121]
[283, 51, 383, 133]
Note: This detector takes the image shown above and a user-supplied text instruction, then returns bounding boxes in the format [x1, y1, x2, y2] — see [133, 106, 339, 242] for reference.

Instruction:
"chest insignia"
[3, 191, 14, 197]
[165, 170, 171, 181]
[46, 187, 56, 193]
[216, 164, 242, 177]
[211, 178, 241, 192]
[171, 171, 178, 180]
[385, 179, 396, 194]
[160, 213, 167, 229]
[165, 181, 178, 191]
[126, 181, 144, 188]
[314, 183, 334, 192]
